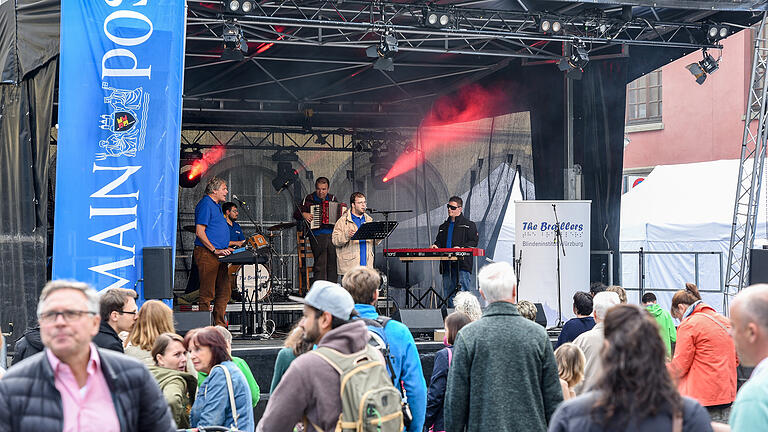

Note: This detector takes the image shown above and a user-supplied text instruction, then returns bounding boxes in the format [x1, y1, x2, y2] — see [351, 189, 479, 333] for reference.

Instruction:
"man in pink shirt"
[0, 280, 174, 431]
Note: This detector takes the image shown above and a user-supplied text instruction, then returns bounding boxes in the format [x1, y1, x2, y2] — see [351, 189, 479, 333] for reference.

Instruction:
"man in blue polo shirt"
[341, 266, 427, 432]
[223, 202, 246, 248]
[194, 177, 233, 327]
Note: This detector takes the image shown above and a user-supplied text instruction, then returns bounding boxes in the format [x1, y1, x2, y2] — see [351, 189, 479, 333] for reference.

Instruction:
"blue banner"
[53, 0, 186, 303]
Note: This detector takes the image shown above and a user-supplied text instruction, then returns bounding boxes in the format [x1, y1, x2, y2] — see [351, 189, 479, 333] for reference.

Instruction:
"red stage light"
[180, 146, 226, 188]
[383, 177, 389, 182]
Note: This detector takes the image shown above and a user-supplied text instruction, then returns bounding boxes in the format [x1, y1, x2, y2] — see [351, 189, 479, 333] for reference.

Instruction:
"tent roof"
[620, 159, 768, 242]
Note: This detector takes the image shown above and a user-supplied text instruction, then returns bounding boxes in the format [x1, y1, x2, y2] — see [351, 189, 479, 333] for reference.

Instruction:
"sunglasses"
[446, 204, 460, 210]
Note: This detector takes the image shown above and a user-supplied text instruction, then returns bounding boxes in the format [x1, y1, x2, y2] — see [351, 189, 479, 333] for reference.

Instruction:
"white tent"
[620, 159, 768, 314]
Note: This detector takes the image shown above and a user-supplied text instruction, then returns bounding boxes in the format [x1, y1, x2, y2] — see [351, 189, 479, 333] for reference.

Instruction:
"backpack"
[362, 316, 413, 427]
[309, 344, 404, 432]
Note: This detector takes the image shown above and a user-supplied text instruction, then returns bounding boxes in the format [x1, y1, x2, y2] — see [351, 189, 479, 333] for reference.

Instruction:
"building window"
[626, 70, 662, 125]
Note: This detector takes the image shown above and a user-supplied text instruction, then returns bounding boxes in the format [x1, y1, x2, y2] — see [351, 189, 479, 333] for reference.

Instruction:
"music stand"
[219, 249, 267, 339]
[350, 221, 398, 314]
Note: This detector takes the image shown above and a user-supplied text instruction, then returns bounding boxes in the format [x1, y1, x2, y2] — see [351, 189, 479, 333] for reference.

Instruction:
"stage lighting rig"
[705, 24, 730, 42]
[538, 16, 563, 34]
[272, 161, 299, 192]
[686, 49, 719, 85]
[226, 0, 254, 14]
[558, 45, 589, 80]
[366, 34, 398, 72]
[422, 7, 455, 29]
[221, 21, 248, 60]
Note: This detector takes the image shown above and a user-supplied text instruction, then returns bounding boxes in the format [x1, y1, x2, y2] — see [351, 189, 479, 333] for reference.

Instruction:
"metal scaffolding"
[725, 12, 768, 303]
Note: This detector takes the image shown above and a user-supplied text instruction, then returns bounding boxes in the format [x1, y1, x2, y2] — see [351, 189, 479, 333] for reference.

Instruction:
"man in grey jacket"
[258, 281, 368, 431]
[445, 261, 563, 432]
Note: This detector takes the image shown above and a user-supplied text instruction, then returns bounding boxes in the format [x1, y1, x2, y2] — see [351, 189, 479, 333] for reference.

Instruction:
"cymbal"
[267, 221, 297, 231]
[182, 225, 196, 234]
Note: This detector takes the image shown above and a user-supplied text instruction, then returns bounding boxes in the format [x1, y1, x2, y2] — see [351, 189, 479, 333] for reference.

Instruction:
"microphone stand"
[230, 193, 268, 336]
[369, 209, 412, 316]
[552, 204, 566, 327]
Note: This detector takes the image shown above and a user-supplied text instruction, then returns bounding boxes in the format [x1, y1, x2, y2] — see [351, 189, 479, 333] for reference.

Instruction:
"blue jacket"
[355, 304, 427, 432]
[425, 346, 452, 431]
[191, 361, 254, 432]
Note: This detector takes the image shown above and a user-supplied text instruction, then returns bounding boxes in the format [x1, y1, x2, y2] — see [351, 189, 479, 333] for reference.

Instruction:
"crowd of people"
[1, 263, 767, 431]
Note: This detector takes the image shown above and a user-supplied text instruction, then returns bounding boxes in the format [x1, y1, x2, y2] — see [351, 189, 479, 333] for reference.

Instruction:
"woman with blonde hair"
[554, 343, 586, 400]
[124, 300, 175, 366]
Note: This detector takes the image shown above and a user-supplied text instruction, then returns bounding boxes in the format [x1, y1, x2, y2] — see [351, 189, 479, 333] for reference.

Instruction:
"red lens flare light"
[188, 146, 226, 180]
[383, 83, 508, 182]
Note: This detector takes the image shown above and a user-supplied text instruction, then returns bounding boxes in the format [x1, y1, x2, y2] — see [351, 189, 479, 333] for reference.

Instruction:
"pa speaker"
[175, 311, 211, 336]
[749, 248, 768, 285]
[143, 247, 173, 299]
[534, 303, 547, 328]
[392, 309, 445, 334]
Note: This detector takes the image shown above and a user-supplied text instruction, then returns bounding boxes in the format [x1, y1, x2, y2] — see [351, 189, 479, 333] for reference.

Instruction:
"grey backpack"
[307, 344, 404, 432]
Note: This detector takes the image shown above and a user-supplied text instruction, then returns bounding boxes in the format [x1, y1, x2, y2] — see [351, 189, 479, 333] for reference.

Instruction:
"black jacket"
[93, 321, 125, 353]
[433, 214, 479, 273]
[0, 348, 176, 431]
[12, 327, 44, 366]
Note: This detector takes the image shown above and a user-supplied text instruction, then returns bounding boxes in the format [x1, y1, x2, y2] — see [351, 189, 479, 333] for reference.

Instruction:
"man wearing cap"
[257, 281, 370, 432]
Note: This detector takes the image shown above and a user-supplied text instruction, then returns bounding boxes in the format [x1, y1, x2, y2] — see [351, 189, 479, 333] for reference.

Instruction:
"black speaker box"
[392, 308, 445, 334]
[749, 248, 768, 285]
[534, 303, 547, 328]
[143, 246, 173, 299]
[175, 311, 211, 336]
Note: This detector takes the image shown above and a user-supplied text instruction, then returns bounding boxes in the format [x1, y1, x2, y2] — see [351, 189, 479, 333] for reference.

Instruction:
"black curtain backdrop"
[0, 0, 59, 341]
[529, 58, 627, 285]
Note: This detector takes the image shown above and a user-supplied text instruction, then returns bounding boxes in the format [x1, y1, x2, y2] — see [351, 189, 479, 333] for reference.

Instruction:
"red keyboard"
[384, 248, 485, 258]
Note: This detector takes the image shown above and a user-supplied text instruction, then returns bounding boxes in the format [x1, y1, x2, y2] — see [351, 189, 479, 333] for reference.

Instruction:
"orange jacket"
[667, 303, 738, 406]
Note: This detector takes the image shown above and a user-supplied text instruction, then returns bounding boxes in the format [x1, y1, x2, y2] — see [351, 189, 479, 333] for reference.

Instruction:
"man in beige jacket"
[332, 192, 377, 277]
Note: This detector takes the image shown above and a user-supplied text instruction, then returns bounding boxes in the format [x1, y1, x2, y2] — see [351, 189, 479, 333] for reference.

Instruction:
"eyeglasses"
[118, 310, 138, 315]
[446, 204, 460, 210]
[39, 309, 96, 323]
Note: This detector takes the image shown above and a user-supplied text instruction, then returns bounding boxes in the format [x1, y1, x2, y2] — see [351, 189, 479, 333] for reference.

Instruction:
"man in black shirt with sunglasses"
[431, 196, 479, 307]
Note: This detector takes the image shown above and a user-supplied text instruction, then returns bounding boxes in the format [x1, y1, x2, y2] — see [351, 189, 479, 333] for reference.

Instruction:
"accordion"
[310, 201, 347, 229]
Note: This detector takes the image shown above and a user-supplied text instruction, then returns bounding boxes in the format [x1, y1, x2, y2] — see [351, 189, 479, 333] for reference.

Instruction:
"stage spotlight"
[179, 150, 204, 188]
[366, 34, 398, 71]
[539, 17, 562, 34]
[222, 22, 248, 60]
[422, 8, 454, 29]
[226, 0, 253, 14]
[705, 24, 730, 42]
[272, 161, 299, 192]
[558, 45, 589, 79]
[686, 49, 719, 85]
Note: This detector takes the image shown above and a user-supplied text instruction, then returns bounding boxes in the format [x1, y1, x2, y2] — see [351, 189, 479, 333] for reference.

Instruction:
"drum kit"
[232, 221, 298, 302]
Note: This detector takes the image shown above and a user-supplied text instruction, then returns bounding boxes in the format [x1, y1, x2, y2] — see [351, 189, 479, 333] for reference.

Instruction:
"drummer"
[223, 202, 246, 248]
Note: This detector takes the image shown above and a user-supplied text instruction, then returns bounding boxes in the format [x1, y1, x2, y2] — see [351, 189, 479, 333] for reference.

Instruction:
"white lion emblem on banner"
[96, 82, 150, 160]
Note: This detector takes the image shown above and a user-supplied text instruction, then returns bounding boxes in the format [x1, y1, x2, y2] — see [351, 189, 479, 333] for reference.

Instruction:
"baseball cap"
[289, 280, 355, 320]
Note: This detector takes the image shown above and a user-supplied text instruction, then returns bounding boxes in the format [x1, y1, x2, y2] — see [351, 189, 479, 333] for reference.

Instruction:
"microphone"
[366, 208, 378, 213]
[232, 194, 244, 204]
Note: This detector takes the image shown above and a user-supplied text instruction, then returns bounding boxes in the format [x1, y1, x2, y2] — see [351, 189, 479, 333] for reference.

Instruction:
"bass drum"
[234, 264, 270, 301]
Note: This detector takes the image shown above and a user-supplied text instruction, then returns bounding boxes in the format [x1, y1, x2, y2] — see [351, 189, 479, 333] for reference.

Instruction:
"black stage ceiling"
[183, 0, 767, 129]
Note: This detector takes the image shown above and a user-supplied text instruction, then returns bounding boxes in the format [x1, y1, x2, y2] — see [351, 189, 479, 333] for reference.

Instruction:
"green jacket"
[197, 356, 260, 406]
[445, 301, 563, 432]
[646, 303, 677, 358]
[148, 365, 197, 429]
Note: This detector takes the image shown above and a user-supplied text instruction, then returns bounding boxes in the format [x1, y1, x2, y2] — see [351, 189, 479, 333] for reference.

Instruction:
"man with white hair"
[572, 290, 621, 395]
[728, 284, 768, 431]
[0, 280, 174, 431]
[444, 262, 563, 432]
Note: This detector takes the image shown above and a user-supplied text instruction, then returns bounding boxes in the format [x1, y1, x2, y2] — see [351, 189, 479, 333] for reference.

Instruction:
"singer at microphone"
[332, 191, 377, 276]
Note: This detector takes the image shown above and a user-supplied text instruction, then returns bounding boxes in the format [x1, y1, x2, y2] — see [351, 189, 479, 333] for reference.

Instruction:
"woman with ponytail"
[668, 283, 738, 423]
[548, 304, 712, 431]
